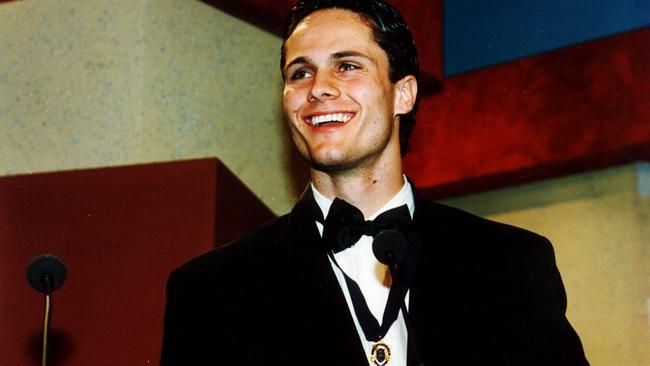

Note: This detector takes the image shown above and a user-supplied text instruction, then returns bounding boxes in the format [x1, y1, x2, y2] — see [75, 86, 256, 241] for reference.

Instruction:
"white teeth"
[309, 113, 353, 125]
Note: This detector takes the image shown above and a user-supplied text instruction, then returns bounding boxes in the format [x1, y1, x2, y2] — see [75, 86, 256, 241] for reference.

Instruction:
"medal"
[370, 340, 391, 366]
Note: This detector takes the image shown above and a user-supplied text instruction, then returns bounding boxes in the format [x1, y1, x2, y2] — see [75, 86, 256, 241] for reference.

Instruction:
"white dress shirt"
[312, 177, 415, 366]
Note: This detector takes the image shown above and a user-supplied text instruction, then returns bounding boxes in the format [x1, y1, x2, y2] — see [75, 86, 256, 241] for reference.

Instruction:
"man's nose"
[308, 72, 340, 102]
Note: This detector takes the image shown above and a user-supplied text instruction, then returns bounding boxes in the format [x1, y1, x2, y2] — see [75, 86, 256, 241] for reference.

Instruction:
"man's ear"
[394, 75, 418, 115]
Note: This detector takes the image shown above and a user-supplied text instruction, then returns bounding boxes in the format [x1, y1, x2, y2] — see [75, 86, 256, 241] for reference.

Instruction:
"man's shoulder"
[415, 197, 551, 253]
[170, 215, 291, 284]
[415, 197, 560, 301]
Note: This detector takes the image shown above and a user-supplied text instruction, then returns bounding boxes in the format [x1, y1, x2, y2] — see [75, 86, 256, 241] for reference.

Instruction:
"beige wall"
[0, 0, 302, 214]
[443, 163, 650, 366]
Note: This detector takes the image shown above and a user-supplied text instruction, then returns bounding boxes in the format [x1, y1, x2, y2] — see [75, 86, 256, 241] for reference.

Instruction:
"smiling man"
[160, 1, 589, 365]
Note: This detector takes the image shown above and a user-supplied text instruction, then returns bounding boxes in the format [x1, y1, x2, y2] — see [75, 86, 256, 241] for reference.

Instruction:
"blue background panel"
[444, 0, 650, 76]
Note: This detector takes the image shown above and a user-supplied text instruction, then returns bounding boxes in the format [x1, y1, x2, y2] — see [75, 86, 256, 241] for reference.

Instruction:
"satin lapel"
[287, 189, 368, 365]
[407, 192, 457, 366]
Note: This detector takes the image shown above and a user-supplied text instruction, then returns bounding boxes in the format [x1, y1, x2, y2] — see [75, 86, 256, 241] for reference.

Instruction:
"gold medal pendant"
[370, 340, 391, 366]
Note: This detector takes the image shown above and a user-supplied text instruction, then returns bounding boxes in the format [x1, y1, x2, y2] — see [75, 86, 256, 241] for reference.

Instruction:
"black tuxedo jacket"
[160, 189, 588, 365]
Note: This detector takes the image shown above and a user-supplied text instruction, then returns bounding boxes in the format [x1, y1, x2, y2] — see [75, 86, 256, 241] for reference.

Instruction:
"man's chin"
[306, 155, 363, 175]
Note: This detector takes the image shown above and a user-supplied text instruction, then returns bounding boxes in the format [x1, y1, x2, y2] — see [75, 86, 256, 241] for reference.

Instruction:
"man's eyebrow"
[284, 56, 310, 71]
[332, 51, 372, 61]
[285, 51, 373, 70]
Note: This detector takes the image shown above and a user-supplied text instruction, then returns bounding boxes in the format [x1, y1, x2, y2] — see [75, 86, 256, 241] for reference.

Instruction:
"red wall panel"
[0, 159, 275, 365]
[404, 27, 650, 195]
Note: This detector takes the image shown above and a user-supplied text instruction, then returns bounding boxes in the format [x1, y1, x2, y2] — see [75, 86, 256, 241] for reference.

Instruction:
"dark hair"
[281, 0, 420, 155]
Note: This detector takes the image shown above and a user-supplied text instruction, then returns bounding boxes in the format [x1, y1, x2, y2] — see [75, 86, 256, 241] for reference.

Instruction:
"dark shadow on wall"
[199, 0, 289, 36]
[25, 329, 75, 366]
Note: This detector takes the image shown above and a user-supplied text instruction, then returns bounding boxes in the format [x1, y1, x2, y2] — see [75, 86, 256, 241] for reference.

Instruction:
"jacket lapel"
[407, 192, 478, 366]
[286, 189, 368, 365]
[407, 193, 456, 366]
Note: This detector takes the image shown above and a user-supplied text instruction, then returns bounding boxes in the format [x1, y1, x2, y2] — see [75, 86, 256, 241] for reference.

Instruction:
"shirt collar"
[311, 176, 415, 221]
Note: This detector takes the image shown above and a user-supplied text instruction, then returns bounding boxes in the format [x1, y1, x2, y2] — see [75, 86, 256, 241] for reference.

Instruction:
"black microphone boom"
[372, 229, 408, 265]
[27, 254, 67, 295]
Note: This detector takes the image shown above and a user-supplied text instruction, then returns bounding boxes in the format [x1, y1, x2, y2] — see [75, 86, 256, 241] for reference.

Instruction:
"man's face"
[282, 8, 411, 173]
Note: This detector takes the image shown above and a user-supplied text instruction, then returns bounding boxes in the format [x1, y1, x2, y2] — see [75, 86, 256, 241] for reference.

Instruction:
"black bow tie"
[321, 198, 412, 253]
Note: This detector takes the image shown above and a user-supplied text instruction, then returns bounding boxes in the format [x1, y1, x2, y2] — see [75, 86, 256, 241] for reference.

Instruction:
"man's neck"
[310, 162, 404, 218]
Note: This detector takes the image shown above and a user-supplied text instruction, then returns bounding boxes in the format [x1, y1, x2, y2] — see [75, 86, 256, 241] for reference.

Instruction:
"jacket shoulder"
[170, 214, 291, 286]
[418, 199, 548, 242]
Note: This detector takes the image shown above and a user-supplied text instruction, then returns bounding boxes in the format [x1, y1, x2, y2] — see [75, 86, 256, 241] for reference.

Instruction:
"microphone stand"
[386, 253, 423, 366]
[41, 274, 53, 366]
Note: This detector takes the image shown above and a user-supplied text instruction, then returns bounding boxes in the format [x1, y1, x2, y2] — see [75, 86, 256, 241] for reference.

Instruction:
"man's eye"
[339, 63, 358, 72]
[291, 70, 312, 80]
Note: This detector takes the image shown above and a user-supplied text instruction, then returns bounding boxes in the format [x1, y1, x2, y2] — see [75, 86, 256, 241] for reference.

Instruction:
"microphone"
[27, 254, 67, 295]
[372, 229, 408, 266]
[27, 254, 67, 366]
[372, 230, 424, 366]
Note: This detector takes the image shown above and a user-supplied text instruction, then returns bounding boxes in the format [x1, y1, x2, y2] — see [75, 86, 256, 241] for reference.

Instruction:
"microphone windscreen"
[27, 254, 67, 294]
[372, 229, 408, 265]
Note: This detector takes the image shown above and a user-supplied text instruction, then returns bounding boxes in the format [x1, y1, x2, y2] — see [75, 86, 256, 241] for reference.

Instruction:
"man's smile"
[305, 112, 355, 127]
